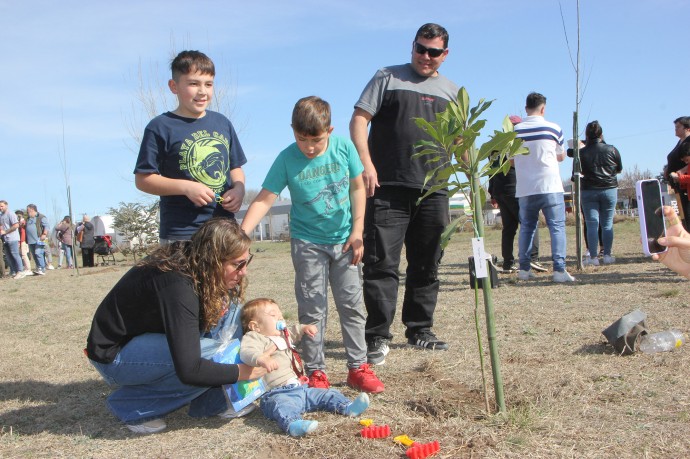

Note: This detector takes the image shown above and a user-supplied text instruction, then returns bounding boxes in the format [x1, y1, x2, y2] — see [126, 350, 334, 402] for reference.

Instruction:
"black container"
[468, 255, 499, 289]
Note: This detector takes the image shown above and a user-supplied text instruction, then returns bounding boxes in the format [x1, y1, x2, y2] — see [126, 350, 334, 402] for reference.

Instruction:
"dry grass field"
[1, 217, 689, 458]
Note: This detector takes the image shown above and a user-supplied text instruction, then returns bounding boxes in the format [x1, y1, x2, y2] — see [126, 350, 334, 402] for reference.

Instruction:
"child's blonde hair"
[291, 96, 331, 136]
[241, 298, 278, 333]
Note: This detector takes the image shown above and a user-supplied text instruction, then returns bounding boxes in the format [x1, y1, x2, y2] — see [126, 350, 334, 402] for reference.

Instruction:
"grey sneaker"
[603, 255, 616, 265]
[553, 270, 576, 282]
[518, 269, 536, 280]
[407, 330, 449, 351]
[583, 256, 600, 267]
[366, 337, 390, 365]
[126, 418, 167, 434]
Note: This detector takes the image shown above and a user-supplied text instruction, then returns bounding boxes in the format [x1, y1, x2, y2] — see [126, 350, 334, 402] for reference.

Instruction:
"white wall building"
[236, 201, 291, 241]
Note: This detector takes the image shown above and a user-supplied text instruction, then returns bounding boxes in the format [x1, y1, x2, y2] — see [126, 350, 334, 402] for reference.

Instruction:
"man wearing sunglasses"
[349, 23, 458, 365]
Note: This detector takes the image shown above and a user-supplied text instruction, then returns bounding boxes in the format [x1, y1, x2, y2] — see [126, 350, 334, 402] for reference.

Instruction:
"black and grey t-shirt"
[354, 63, 459, 191]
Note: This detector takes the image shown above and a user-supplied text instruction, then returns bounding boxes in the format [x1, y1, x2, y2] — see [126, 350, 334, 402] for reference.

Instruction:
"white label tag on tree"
[471, 237, 488, 278]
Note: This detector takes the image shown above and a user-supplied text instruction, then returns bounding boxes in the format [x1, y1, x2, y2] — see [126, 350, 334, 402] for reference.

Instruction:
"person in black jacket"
[86, 218, 265, 433]
[578, 121, 622, 266]
[664, 116, 690, 230]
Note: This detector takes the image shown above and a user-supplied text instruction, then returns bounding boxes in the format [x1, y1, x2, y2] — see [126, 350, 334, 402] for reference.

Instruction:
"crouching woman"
[85, 218, 265, 433]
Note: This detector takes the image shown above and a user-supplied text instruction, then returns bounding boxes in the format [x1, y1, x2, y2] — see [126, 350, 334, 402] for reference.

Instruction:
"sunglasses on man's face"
[230, 253, 253, 272]
[414, 42, 445, 58]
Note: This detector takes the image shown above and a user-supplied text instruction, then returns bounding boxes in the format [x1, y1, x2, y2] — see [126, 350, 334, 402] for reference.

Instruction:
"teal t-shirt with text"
[261, 135, 364, 245]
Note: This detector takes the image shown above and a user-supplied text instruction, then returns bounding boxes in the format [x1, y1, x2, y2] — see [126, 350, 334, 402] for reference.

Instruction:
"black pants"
[362, 186, 448, 341]
[495, 193, 538, 269]
[82, 247, 95, 267]
[679, 191, 690, 231]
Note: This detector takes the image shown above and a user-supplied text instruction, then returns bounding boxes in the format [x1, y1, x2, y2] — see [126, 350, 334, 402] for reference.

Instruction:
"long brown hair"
[140, 218, 251, 331]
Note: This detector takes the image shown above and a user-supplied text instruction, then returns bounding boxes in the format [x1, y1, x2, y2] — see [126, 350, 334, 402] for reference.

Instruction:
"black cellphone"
[636, 179, 667, 256]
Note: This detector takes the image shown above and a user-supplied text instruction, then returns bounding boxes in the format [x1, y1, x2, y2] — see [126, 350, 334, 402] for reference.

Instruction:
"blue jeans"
[260, 383, 350, 432]
[3, 240, 22, 275]
[518, 193, 567, 272]
[61, 243, 73, 267]
[581, 188, 617, 256]
[291, 239, 367, 372]
[29, 243, 46, 272]
[89, 303, 243, 424]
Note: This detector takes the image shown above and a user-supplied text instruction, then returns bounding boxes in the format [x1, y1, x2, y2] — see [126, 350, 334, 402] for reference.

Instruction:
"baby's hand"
[257, 356, 279, 372]
[302, 324, 318, 338]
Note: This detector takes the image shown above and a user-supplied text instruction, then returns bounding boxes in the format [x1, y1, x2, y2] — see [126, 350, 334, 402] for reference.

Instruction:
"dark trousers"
[0, 241, 5, 277]
[82, 247, 95, 267]
[679, 191, 690, 231]
[362, 186, 448, 341]
[495, 193, 538, 269]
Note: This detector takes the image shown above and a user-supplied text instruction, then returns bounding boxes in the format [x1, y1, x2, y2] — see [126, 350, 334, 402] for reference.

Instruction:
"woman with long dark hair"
[579, 121, 623, 266]
[86, 218, 265, 433]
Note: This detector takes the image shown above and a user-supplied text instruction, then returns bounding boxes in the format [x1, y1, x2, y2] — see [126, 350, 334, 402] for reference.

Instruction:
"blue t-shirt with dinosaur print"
[261, 135, 363, 245]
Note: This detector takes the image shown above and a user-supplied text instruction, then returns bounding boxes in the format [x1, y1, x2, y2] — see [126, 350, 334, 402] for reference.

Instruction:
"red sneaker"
[308, 370, 330, 389]
[347, 363, 385, 393]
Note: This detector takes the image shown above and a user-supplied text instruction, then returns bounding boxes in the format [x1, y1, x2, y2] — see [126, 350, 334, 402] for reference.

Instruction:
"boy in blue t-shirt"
[241, 96, 384, 394]
[134, 50, 247, 241]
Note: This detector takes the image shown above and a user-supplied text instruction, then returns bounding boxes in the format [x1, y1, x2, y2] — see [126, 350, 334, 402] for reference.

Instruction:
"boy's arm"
[240, 189, 278, 234]
[343, 174, 365, 265]
[135, 173, 215, 207]
[220, 167, 246, 213]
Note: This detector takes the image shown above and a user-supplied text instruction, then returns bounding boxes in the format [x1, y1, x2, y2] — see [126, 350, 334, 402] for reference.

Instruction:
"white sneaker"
[47, 264, 55, 270]
[218, 403, 257, 419]
[603, 255, 616, 265]
[12, 271, 27, 280]
[553, 270, 576, 282]
[583, 256, 600, 267]
[518, 270, 536, 280]
[126, 418, 167, 434]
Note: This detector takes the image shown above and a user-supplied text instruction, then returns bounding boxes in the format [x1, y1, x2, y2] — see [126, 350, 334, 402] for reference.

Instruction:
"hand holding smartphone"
[636, 179, 668, 256]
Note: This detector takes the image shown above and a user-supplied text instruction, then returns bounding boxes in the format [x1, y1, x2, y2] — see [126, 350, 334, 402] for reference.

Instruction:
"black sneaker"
[407, 331, 449, 351]
[502, 264, 518, 274]
[530, 261, 548, 272]
[366, 337, 390, 365]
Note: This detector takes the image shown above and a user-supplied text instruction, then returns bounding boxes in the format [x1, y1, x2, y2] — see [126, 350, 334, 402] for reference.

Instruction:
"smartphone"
[636, 179, 667, 256]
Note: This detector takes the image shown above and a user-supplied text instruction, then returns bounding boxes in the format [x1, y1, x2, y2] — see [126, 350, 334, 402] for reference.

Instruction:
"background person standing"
[0, 200, 25, 279]
[664, 116, 690, 229]
[578, 121, 622, 266]
[513, 93, 575, 283]
[25, 204, 49, 275]
[77, 215, 96, 267]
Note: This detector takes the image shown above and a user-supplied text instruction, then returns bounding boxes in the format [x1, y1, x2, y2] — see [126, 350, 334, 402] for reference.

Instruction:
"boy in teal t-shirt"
[241, 96, 384, 394]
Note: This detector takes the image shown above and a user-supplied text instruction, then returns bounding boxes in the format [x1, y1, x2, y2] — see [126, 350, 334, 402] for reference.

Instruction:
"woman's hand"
[652, 206, 690, 279]
[236, 363, 267, 381]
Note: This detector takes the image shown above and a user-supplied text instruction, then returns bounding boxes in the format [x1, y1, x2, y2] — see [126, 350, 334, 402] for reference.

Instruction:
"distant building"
[92, 215, 129, 247]
[236, 201, 292, 241]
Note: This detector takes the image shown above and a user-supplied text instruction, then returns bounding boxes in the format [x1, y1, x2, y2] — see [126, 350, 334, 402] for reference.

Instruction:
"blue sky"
[1, 0, 688, 225]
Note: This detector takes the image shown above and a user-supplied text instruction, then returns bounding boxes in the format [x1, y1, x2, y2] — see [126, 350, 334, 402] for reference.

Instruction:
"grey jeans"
[290, 239, 367, 372]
